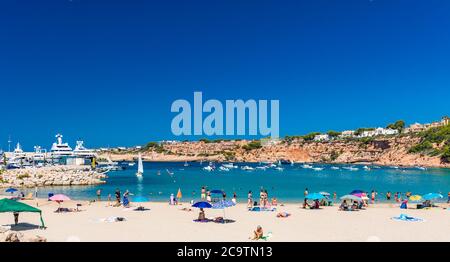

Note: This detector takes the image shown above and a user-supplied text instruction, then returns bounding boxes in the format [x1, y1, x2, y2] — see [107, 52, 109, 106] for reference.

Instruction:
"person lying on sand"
[250, 225, 264, 240]
[276, 212, 290, 218]
[181, 207, 192, 212]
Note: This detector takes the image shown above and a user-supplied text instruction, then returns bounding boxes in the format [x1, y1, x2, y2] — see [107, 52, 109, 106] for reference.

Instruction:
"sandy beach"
[1, 198, 449, 242]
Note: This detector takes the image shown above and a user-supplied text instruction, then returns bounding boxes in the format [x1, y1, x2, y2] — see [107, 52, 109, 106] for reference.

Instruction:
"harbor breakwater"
[0, 165, 106, 188]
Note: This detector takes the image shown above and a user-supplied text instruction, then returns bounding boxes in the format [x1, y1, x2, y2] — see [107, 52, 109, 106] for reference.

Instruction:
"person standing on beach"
[259, 189, 264, 206]
[304, 188, 308, 198]
[248, 191, 253, 208]
[96, 189, 101, 201]
[232, 192, 237, 204]
[222, 191, 227, 200]
[371, 190, 376, 203]
[333, 192, 337, 201]
[201, 186, 206, 200]
[13, 212, 19, 225]
[386, 191, 391, 201]
[115, 189, 121, 205]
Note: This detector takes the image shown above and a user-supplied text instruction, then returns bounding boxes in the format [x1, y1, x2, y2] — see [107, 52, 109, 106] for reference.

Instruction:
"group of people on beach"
[246, 188, 278, 209]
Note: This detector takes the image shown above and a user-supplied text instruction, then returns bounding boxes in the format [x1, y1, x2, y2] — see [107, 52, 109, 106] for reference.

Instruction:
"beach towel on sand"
[249, 207, 276, 212]
[391, 214, 423, 222]
[259, 232, 273, 241]
[97, 216, 127, 223]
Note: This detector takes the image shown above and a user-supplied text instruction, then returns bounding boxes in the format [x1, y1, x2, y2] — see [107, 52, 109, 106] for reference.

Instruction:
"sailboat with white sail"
[136, 154, 144, 177]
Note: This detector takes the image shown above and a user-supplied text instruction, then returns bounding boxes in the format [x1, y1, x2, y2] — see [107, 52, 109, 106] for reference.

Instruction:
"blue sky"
[1, 0, 449, 150]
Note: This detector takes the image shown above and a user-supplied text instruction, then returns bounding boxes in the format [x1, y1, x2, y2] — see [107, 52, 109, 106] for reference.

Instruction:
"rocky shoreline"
[0, 165, 107, 188]
[99, 136, 450, 168]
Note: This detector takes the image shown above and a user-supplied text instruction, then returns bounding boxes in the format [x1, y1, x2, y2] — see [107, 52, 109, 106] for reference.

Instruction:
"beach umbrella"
[422, 193, 443, 201]
[0, 198, 45, 228]
[49, 194, 71, 210]
[176, 188, 182, 200]
[319, 192, 330, 197]
[210, 189, 224, 194]
[192, 201, 212, 208]
[212, 200, 235, 223]
[409, 195, 422, 202]
[306, 192, 325, 200]
[5, 188, 18, 194]
[350, 190, 364, 195]
[352, 192, 367, 198]
[340, 194, 362, 201]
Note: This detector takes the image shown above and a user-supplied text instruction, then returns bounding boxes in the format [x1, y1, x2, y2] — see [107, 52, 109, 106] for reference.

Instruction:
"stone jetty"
[0, 165, 106, 188]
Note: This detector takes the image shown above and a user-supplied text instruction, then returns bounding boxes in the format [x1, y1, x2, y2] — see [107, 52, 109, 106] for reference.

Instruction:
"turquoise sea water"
[23, 162, 450, 203]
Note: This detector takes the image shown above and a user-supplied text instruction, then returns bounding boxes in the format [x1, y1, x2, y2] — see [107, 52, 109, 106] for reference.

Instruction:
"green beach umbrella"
[0, 198, 45, 228]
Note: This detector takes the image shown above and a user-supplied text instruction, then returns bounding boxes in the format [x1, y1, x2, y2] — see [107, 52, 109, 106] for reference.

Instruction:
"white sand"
[1, 199, 449, 242]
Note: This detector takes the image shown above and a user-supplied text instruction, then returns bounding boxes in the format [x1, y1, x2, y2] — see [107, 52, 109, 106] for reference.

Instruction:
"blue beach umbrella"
[212, 199, 235, 209]
[306, 192, 325, 200]
[350, 190, 364, 195]
[210, 190, 224, 194]
[192, 201, 212, 208]
[212, 200, 235, 223]
[422, 193, 443, 201]
[5, 188, 18, 194]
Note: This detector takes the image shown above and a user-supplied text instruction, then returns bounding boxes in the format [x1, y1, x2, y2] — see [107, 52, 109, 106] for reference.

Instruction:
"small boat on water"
[184, 161, 189, 167]
[275, 167, 284, 171]
[136, 154, 144, 177]
[312, 167, 323, 171]
[128, 162, 135, 167]
[415, 166, 427, 170]
[343, 166, 359, 171]
[222, 163, 238, 169]
[363, 166, 371, 171]
[203, 166, 214, 172]
[331, 166, 340, 170]
[166, 169, 174, 175]
[219, 166, 230, 171]
[302, 164, 313, 169]
[241, 165, 254, 171]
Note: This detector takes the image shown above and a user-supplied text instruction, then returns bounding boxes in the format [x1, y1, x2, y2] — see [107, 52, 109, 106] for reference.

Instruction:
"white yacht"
[73, 141, 96, 158]
[50, 134, 73, 158]
[13, 142, 27, 159]
[32, 145, 47, 162]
